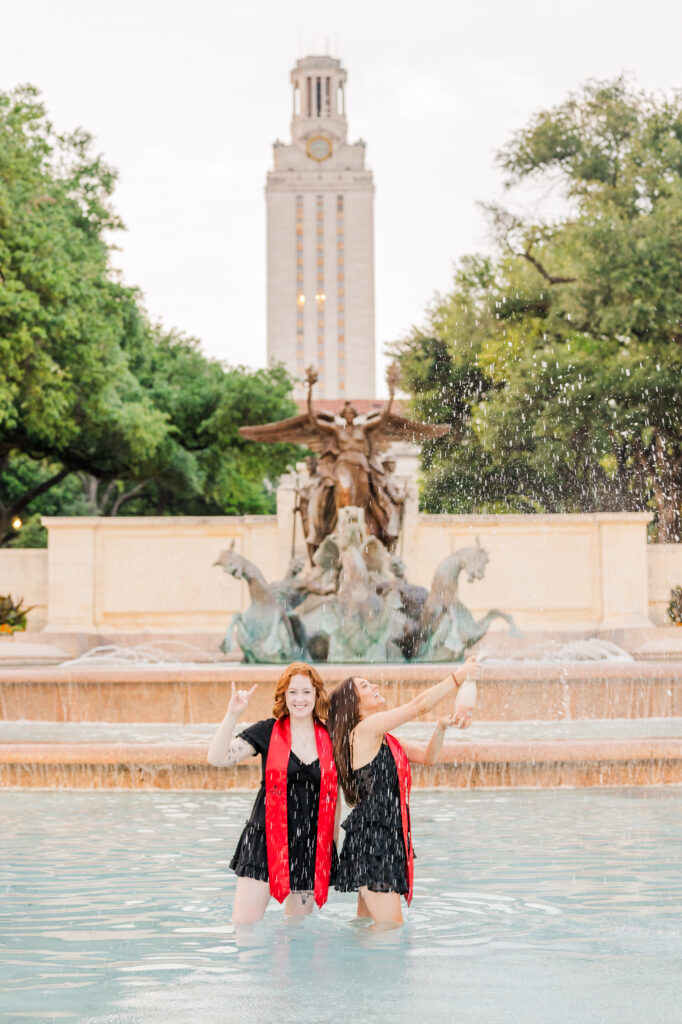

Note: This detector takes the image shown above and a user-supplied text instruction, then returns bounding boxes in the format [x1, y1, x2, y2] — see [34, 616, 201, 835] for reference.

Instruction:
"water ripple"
[0, 789, 681, 1024]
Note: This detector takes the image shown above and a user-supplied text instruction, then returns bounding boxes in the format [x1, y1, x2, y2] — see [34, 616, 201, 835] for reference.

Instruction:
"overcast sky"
[3, 0, 680, 392]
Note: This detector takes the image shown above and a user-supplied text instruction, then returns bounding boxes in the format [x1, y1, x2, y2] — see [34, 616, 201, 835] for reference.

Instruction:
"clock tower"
[266, 56, 376, 399]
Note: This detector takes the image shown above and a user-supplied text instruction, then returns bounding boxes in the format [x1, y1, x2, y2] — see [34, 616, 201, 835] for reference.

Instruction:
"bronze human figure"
[238, 362, 449, 556]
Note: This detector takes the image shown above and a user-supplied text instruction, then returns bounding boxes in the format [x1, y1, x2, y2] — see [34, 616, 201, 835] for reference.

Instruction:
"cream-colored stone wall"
[403, 513, 653, 632]
[26, 511, 672, 637]
[0, 549, 48, 629]
[41, 517, 280, 633]
[648, 544, 682, 625]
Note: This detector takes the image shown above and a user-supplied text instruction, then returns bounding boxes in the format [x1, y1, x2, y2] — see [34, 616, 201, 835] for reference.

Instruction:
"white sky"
[2, 0, 681, 393]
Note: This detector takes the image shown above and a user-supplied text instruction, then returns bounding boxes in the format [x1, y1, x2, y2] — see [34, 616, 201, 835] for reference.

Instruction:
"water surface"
[1, 789, 680, 1024]
[3, 717, 682, 744]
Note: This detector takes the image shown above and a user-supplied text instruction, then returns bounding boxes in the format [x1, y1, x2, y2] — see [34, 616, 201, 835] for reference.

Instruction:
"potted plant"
[0, 594, 34, 634]
[668, 586, 682, 626]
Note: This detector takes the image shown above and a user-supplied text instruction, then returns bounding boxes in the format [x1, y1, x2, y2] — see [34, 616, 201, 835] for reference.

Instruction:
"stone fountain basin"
[3, 661, 681, 790]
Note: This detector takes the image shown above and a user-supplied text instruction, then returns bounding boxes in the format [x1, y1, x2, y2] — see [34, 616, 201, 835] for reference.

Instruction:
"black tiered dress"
[335, 740, 410, 896]
[229, 718, 337, 892]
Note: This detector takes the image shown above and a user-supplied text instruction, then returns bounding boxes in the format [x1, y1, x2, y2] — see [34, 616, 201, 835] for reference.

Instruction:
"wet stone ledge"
[1, 738, 681, 790]
[1, 662, 682, 723]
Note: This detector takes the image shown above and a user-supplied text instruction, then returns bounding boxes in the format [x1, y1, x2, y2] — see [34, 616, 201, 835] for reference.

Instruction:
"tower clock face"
[307, 136, 332, 162]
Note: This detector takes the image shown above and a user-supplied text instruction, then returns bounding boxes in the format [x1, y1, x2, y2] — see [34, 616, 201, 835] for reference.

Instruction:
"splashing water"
[478, 638, 633, 664]
[60, 641, 227, 668]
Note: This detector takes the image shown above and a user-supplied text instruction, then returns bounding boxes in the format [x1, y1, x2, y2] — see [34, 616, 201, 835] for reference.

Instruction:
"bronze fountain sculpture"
[217, 364, 520, 663]
[238, 363, 447, 553]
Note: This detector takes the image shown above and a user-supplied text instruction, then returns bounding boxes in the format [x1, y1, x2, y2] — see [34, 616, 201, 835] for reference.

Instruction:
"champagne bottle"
[454, 679, 477, 718]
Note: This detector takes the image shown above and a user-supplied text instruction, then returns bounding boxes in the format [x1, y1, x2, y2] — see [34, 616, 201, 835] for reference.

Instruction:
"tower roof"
[293, 55, 344, 72]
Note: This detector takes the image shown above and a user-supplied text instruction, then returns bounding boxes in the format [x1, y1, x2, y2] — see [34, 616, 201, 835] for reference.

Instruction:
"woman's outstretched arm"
[207, 682, 258, 767]
[402, 705, 474, 766]
[354, 659, 478, 744]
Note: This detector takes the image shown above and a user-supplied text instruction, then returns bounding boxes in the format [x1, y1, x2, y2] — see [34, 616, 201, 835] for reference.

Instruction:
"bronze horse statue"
[415, 539, 520, 661]
[214, 544, 304, 663]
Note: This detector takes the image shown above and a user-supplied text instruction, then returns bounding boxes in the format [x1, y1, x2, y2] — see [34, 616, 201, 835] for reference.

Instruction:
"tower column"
[266, 56, 376, 400]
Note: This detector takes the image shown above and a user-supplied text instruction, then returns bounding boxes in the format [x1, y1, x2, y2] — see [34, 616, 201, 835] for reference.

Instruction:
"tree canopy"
[0, 85, 301, 545]
[393, 77, 682, 540]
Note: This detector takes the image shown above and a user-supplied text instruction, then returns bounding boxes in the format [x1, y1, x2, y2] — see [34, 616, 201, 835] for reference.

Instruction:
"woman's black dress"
[230, 718, 337, 892]
[335, 740, 409, 896]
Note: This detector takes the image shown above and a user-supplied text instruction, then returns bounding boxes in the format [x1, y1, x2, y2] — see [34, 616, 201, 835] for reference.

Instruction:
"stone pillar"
[42, 518, 98, 631]
[597, 513, 653, 629]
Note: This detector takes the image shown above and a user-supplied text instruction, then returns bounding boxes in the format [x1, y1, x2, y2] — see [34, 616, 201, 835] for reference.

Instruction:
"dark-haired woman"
[327, 660, 477, 928]
[207, 661, 338, 924]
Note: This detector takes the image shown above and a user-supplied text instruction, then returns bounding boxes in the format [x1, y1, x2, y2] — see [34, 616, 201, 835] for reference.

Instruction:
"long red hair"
[272, 661, 329, 722]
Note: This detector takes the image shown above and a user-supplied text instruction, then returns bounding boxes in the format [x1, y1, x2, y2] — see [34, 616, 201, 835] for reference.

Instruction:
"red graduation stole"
[265, 717, 337, 908]
[385, 733, 414, 905]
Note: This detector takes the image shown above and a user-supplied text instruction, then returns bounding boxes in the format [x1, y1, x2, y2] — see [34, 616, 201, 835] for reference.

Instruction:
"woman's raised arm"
[355, 659, 478, 743]
[207, 682, 258, 767]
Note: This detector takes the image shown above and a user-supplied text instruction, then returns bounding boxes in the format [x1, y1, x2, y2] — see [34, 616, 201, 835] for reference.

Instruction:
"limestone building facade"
[266, 56, 376, 399]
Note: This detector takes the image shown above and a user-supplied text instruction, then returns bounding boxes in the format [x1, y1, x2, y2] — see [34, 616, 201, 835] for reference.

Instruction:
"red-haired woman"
[327, 660, 477, 929]
[207, 661, 338, 924]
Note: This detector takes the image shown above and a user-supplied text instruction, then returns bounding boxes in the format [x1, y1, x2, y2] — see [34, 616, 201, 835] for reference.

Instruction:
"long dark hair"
[327, 676, 362, 806]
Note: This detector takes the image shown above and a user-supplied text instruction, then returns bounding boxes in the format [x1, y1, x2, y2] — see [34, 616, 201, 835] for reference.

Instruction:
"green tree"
[393, 77, 682, 539]
[1, 455, 90, 546]
[0, 85, 169, 543]
[77, 332, 302, 518]
[0, 86, 302, 543]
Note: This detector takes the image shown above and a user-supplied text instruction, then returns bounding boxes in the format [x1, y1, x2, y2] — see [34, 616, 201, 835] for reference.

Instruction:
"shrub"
[0, 595, 34, 632]
[667, 586, 682, 625]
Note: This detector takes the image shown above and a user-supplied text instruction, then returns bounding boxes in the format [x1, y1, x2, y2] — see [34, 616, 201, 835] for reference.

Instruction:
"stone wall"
[0, 549, 48, 629]
[40, 516, 280, 633]
[404, 512, 653, 632]
[3, 514, 681, 635]
[648, 543, 682, 626]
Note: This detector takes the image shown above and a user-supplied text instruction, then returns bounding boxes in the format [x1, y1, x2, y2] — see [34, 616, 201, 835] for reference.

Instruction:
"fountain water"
[1, 652, 681, 789]
[477, 638, 633, 663]
[2, 788, 681, 1024]
[60, 641, 227, 668]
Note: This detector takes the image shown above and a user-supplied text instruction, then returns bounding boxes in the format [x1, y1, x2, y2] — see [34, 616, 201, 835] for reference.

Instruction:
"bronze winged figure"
[238, 362, 450, 554]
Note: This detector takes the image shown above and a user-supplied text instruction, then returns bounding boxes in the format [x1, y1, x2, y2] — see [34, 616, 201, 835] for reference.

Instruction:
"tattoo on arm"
[224, 737, 257, 767]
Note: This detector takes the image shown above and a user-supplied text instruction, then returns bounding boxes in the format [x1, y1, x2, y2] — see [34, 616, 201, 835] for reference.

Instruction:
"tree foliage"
[0, 86, 300, 544]
[393, 77, 682, 540]
[78, 336, 302, 519]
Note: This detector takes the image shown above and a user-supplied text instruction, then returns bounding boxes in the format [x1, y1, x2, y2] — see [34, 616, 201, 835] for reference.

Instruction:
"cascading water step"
[1, 733, 681, 789]
[1, 661, 682, 722]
